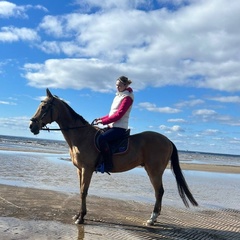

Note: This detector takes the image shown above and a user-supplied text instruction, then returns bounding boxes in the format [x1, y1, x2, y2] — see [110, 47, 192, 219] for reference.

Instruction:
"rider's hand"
[96, 119, 102, 125]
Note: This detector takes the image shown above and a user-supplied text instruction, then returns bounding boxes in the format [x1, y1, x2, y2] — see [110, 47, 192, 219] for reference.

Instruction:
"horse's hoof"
[72, 215, 78, 220]
[146, 219, 155, 226]
[75, 218, 84, 224]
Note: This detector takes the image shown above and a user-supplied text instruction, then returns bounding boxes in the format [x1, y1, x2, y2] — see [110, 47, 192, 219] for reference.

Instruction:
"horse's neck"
[55, 105, 95, 149]
[61, 124, 96, 150]
[54, 101, 79, 128]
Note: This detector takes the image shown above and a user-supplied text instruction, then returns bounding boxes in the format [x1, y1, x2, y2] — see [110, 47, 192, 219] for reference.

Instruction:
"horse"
[29, 88, 198, 226]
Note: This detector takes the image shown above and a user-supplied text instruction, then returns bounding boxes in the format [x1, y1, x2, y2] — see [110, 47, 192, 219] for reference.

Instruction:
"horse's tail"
[170, 142, 198, 207]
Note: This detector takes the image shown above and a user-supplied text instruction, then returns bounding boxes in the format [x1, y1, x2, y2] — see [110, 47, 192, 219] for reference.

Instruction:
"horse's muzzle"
[29, 121, 40, 135]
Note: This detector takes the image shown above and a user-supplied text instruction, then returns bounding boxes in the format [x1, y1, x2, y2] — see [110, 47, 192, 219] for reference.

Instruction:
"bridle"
[30, 97, 96, 132]
[30, 97, 55, 129]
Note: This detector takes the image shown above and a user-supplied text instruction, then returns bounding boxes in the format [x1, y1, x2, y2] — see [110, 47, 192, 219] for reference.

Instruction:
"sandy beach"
[0, 138, 240, 239]
[168, 162, 240, 174]
[1, 181, 240, 240]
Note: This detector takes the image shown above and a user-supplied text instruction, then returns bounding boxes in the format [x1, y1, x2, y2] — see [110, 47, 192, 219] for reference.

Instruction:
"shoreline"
[1, 147, 240, 174]
[167, 163, 240, 174]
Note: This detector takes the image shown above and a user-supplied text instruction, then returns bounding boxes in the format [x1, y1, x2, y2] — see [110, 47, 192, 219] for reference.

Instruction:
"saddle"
[95, 129, 130, 155]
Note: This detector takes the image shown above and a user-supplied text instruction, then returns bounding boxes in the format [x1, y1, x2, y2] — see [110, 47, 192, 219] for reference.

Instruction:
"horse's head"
[29, 88, 58, 135]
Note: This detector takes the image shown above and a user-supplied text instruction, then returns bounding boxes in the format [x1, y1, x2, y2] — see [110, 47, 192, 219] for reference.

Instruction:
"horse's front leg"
[73, 167, 93, 224]
[73, 168, 82, 221]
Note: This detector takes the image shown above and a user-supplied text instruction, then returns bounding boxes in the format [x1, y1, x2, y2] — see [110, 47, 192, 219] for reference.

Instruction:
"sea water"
[0, 135, 239, 210]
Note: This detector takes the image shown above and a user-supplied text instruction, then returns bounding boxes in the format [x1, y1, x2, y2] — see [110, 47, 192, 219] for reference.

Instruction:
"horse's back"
[131, 131, 171, 145]
[130, 131, 173, 156]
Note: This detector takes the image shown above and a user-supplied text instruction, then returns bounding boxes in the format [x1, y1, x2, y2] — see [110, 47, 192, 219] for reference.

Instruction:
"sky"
[0, 0, 239, 155]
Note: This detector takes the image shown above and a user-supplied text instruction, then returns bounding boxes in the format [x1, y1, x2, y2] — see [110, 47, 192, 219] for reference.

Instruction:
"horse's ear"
[46, 88, 53, 98]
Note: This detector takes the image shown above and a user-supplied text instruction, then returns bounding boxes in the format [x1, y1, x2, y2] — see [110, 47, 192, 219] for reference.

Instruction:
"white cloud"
[19, 0, 240, 92]
[208, 96, 240, 103]
[0, 100, 16, 105]
[176, 99, 204, 108]
[34, 96, 48, 101]
[0, 1, 47, 18]
[159, 124, 185, 133]
[23, 58, 127, 93]
[139, 102, 181, 113]
[202, 129, 220, 135]
[33, 95, 70, 104]
[0, 116, 29, 130]
[168, 118, 186, 123]
[0, 1, 27, 18]
[0, 26, 39, 42]
[74, 0, 157, 11]
[192, 108, 218, 122]
[193, 109, 217, 116]
[39, 15, 66, 38]
[192, 108, 240, 126]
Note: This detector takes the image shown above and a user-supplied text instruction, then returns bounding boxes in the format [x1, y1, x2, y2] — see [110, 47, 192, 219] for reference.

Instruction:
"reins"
[41, 125, 90, 132]
[41, 120, 98, 132]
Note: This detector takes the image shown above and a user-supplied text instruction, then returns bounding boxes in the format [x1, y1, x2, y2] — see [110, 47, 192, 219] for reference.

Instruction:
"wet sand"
[1, 183, 240, 240]
[1, 159, 240, 240]
[168, 162, 240, 174]
[0, 145, 240, 239]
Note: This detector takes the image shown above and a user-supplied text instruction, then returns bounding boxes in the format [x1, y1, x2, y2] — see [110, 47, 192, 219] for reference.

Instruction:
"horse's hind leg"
[145, 168, 164, 226]
[147, 183, 164, 226]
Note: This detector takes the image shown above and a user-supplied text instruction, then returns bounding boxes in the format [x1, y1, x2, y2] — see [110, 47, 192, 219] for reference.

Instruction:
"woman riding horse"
[29, 88, 198, 226]
[95, 76, 134, 173]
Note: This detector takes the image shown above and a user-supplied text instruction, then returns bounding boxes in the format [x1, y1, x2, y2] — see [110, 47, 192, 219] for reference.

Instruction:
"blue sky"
[0, 0, 239, 155]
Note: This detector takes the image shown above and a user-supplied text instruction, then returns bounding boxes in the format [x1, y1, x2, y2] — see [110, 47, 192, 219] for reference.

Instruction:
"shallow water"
[0, 150, 239, 211]
[179, 151, 240, 166]
[0, 135, 68, 153]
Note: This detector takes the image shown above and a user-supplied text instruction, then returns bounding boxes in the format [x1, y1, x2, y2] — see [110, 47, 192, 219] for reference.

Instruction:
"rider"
[95, 76, 134, 172]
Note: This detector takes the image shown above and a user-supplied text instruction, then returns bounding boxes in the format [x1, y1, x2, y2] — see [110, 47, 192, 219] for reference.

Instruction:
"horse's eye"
[42, 105, 46, 110]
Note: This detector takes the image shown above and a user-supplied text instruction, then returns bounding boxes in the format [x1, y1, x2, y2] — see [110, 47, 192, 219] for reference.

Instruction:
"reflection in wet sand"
[0, 217, 78, 239]
[77, 225, 84, 240]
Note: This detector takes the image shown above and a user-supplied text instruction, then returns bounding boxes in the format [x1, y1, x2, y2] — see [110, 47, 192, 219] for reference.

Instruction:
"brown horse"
[29, 88, 198, 226]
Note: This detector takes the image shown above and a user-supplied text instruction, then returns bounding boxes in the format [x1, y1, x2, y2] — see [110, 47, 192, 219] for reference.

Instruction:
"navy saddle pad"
[95, 129, 130, 154]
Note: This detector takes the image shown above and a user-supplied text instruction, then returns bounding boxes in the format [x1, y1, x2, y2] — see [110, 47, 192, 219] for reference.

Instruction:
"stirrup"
[96, 163, 105, 174]
[95, 163, 111, 175]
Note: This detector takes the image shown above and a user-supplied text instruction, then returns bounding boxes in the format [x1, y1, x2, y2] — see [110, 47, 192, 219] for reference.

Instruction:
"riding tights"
[98, 127, 126, 171]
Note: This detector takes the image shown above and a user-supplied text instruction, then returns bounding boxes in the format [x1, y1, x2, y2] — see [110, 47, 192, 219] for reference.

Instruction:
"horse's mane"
[54, 95, 89, 125]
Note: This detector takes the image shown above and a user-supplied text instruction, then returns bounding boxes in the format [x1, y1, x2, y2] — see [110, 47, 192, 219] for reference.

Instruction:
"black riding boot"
[100, 142, 113, 172]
